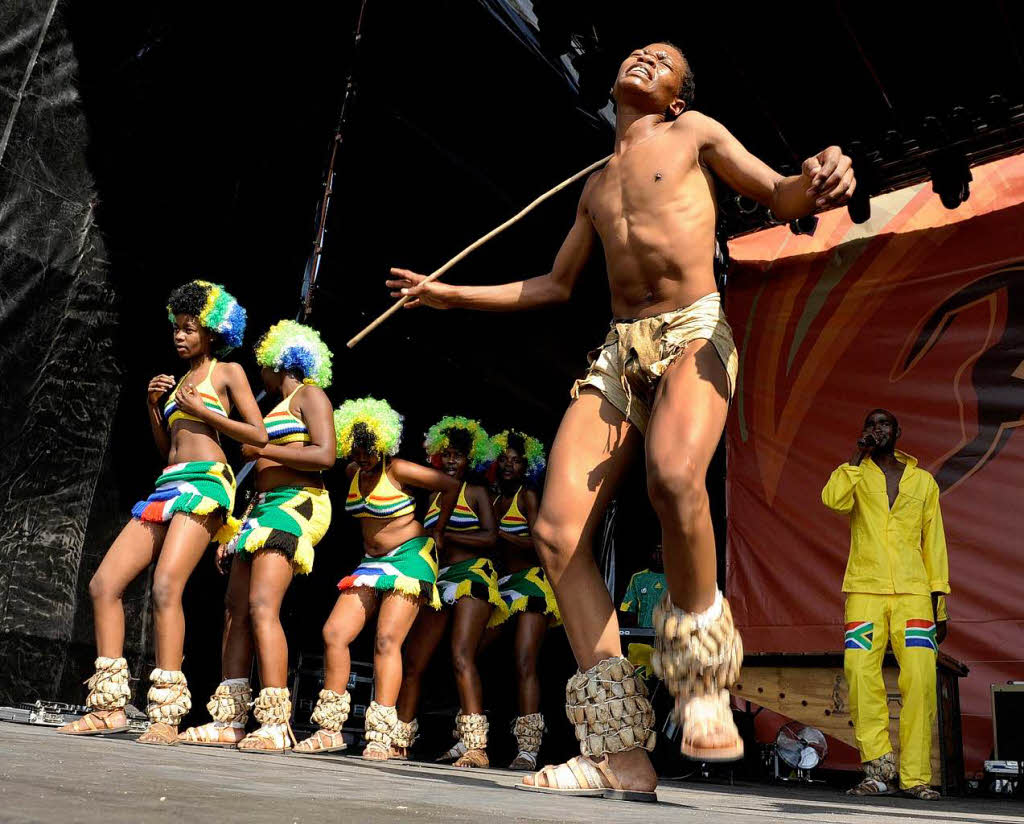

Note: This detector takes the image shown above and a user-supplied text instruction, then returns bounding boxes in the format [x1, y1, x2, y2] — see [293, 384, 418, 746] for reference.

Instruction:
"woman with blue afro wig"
[179, 319, 338, 753]
[59, 279, 267, 746]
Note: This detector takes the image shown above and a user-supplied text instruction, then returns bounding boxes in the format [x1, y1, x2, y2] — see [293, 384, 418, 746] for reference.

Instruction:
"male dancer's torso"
[582, 114, 720, 319]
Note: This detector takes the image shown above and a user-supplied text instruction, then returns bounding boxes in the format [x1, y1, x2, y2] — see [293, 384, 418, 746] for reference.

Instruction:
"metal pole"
[300, 0, 370, 320]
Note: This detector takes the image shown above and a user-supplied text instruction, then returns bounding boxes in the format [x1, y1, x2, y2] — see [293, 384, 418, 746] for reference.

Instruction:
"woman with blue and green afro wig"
[58, 280, 268, 746]
[489, 428, 559, 770]
[294, 397, 462, 761]
[390, 417, 505, 767]
[167, 279, 247, 352]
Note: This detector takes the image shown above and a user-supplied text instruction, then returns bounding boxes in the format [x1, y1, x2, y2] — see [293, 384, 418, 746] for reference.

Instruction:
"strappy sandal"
[362, 740, 390, 761]
[238, 723, 295, 755]
[453, 748, 489, 768]
[137, 721, 179, 745]
[292, 729, 348, 755]
[846, 777, 897, 796]
[177, 722, 245, 748]
[517, 755, 658, 803]
[904, 784, 940, 800]
[57, 709, 129, 736]
[509, 751, 538, 771]
[680, 693, 745, 762]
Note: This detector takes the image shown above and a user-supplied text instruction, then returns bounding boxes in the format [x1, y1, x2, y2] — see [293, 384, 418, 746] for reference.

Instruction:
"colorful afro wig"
[334, 397, 404, 459]
[490, 429, 546, 484]
[255, 320, 333, 388]
[423, 416, 497, 474]
[167, 279, 247, 352]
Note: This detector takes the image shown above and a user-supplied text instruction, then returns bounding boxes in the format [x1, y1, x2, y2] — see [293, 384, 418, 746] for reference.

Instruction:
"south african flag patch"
[905, 619, 937, 651]
[844, 621, 873, 650]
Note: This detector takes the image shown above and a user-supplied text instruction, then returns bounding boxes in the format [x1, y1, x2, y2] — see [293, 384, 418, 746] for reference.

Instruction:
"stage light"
[789, 215, 818, 236]
[930, 150, 972, 210]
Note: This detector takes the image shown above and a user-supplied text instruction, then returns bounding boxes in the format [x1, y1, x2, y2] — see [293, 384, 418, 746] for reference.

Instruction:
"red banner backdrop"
[725, 154, 1024, 773]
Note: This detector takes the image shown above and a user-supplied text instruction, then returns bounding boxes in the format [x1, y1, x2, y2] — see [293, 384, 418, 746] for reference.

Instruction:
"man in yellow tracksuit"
[822, 409, 949, 800]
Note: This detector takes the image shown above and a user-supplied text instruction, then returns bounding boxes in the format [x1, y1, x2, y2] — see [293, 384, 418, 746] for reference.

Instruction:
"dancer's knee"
[451, 646, 475, 680]
[532, 517, 574, 574]
[150, 573, 182, 612]
[248, 594, 279, 633]
[515, 648, 537, 682]
[374, 629, 402, 661]
[88, 571, 121, 604]
[647, 452, 707, 525]
[322, 618, 349, 651]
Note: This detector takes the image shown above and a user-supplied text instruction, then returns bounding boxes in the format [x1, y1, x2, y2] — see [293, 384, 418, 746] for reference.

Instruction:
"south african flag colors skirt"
[498, 566, 561, 627]
[131, 460, 238, 543]
[227, 486, 331, 575]
[437, 556, 509, 627]
[338, 536, 441, 609]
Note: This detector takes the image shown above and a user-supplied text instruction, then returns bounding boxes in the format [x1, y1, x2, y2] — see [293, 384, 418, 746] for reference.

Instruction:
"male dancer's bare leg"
[646, 339, 740, 755]
[645, 340, 728, 613]
[522, 389, 654, 791]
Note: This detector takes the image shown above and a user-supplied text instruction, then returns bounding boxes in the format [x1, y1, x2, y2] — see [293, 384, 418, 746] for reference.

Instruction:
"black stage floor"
[1, 723, 1020, 823]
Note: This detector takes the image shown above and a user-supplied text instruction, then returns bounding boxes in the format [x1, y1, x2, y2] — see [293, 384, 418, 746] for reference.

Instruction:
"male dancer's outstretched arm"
[387, 178, 597, 311]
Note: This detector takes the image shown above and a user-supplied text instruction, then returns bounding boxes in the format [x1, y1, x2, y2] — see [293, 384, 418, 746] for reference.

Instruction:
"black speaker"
[992, 682, 1024, 760]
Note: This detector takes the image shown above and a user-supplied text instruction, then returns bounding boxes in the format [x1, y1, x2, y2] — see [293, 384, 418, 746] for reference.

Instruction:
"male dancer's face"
[613, 43, 686, 117]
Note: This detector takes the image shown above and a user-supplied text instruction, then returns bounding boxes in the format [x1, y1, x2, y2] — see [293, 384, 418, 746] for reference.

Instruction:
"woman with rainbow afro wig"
[59, 279, 267, 747]
[294, 398, 461, 763]
[393, 417, 505, 768]
[179, 320, 337, 753]
[489, 429, 560, 771]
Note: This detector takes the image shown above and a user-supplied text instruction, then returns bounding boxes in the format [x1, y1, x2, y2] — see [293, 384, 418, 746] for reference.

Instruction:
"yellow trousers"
[844, 593, 938, 788]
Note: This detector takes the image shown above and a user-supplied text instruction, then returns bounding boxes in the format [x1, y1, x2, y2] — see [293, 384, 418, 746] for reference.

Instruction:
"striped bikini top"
[163, 360, 228, 429]
[263, 386, 310, 445]
[424, 483, 481, 532]
[497, 487, 530, 536]
[345, 460, 416, 519]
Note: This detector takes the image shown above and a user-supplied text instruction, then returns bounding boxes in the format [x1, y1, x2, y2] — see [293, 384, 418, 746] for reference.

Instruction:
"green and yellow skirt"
[131, 460, 238, 543]
[227, 486, 331, 575]
[437, 557, 509, 627]
[498, 566, 561, 627]
[338, 536, 441, 609]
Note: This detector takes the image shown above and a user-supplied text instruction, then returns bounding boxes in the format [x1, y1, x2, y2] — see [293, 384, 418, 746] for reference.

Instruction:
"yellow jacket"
[822, 450, 950, 596]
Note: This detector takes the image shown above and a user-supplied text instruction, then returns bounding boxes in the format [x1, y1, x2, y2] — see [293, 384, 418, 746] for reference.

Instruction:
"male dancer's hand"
[802, 146, 855, 209]
[387, 268, 453, 309]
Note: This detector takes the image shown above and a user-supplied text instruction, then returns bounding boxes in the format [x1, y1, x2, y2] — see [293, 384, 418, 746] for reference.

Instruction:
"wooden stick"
[346, 154, 612, 348]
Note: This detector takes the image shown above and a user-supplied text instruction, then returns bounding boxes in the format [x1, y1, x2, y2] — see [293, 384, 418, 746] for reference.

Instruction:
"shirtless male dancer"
[388, 43, 854, 801]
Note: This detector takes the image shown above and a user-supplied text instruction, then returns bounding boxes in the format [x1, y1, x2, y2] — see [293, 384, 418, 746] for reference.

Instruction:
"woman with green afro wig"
[179, 319, 338, 753]
[293, 397, 461, 763]
[59, 280, 268, 746]
[489, 429, 559, 771]
[392, 417, 505, 768]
